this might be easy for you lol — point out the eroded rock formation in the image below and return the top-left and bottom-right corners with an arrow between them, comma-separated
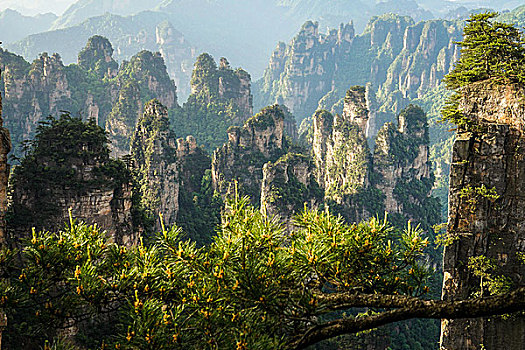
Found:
441,82 -> 525,350
212,105 -> 287,205
131,100 -> 179,231
0,37 -> 178,158
261,153 -> 322,226
0,69 -> 11,245
256,15 -> 462,124
373,104 -> 438,228
78,35 -> 118,79
9,116 -> 135,246
312,87 -> 439,226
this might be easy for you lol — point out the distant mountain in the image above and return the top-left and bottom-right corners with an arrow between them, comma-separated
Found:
278,0 -> 433,31
6,11 -> 197,99
51,0 -> 164,29
0,0 -> 74,16
6,0 -> 524,101
499,4 -> 525,26
0,9 -> 56,44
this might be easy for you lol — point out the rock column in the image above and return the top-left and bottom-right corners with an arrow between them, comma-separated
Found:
441,83 -> 525,349
0,68 -> 11,350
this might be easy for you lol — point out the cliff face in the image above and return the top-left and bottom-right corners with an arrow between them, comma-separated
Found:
257,21 -> 354,120
441,83 -> 525,350
1,51 -> 78,149
106,80 -> 143,157
0,70 -> 11,245
261,153 -> 322,226
9,116 -> 135,246
0,38 -> 178,158
130,99 -> 211,235
171,53 -> 253,152
156,20 -> 197,100
312,87 -> 439,227
212,105 -> 287,205
116,50 -> 177,109
190,54 -> 252,121
256,15 -> 462,125
373,104 -> 438,228
130,100 -> 179,231
78,35 -> 118,79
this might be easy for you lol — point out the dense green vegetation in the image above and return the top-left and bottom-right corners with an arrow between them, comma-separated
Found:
444,12 -> 525,90
0,194 -> 432,349
442,12 -> 525,129
170,53 -> 251,152
8,113 -> 129,232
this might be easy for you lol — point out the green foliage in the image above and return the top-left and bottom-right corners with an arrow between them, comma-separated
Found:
8,112 -> 130,231
459,184 -> 500,213
1,195 -> 433,349
171,53 -> 250,152
264,153 -> 324,214
468,256 -> 513,297
77,35 -> 118,79
115,50 -> 176,106
176,169 -> 222,246
444,12 -> 525,89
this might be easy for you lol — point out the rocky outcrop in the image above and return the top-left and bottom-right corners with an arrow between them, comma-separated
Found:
312,87 -> 371,205
130,99 -> 211,237
0,39 -> 178,158
0,70 -> 11,245
190,53 -> 253,122
212,105 -> 287,205
256,15 -> 462,124
77,35 -> 118,79
373,104 -> 438,228
342,86 -> 369,136
9,116 -> 135,246
156,20 -> 197,101
171,53 -> 254,153
261,153 -> 322,226
106,80 -> 143,157
130,100 -> 179,231
441,82 -> 525,350
257,21 -> 354,121
311,87 -> 439,226
117,50 -> 177,109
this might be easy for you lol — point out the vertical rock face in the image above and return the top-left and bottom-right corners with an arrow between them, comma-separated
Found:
257,20 -> 354,120
0,37 -> 178,158
117,50 -> 178,109
131,100 -> 179,231
256,15 -> 462,122
2,52 -> 75,147
261,153 -> 322,226
212,105 -> 287,205
311,87 -> 439,226
191,54 -> 253,122
313,92 -> 371,205
373,104 -> 438,228
0,70 -> 11,245
77,35 -> 118,79
156,20 -> 197,101
106,80 -> 143,157
171,53 -> 254,152
441,83 -> 525,350
342,86 -> 369,137
175,135 -> 210,195
9,116 -> 135,246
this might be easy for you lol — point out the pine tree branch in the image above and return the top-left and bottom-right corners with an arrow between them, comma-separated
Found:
290,287 -> 525,349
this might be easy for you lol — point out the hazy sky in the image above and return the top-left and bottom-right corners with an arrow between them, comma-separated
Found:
0,0 -> 77,15
0,0 -> 522,17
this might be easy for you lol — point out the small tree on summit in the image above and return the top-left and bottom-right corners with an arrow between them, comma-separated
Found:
442,12 -> 525,128
444,12 -> 525,89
